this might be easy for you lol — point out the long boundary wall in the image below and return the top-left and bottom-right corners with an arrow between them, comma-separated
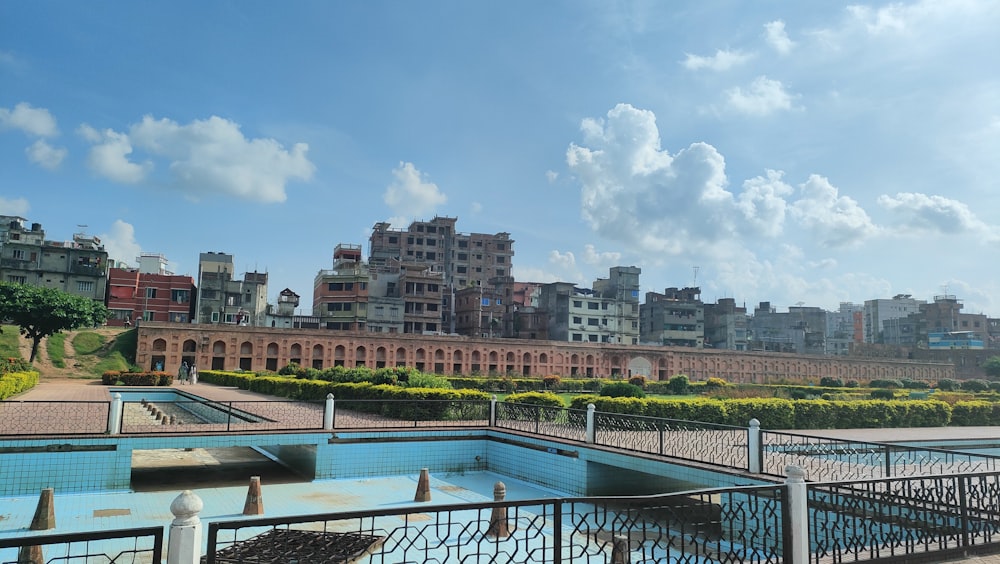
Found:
136,323 -> 955,383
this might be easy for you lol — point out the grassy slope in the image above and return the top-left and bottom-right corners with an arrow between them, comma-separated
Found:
0,326 -> 21,359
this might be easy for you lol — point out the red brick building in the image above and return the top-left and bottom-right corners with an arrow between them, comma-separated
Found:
106,254 -> 195,326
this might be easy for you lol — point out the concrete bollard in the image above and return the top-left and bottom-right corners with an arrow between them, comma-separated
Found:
29,487 -> 55,530
167,490 -> 203,564
243,476 -> 264,515
414,468 -> 431,502
486,481 -> 509,538
162,415 -> 172,425
610,535 -> 631,563
18,487 -> 55,564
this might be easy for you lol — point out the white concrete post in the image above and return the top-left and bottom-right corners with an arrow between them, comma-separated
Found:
586,403 -> 596,444
748,418 -> 761,474
167,490 -> 203,564
785,465 -> 809,564
490,395 -> 497,426
323,394 -> 335,430
108,393 -> 123,435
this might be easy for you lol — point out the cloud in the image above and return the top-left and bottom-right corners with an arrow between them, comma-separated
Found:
545,170 -> 558,183
99,220 -> 142,267
470,202 -> 483,214
764,20 -> 795,55
0,197 -> 30,216
682,49 -> 753,71
78,124 -> 152,184
510,265 -> 562,284
0,102 -> 58,137
383,162 -> 447,219
736,170 -> 794,237
549,249 -> 577,271
847,4 -> 909,35
25,139 -> 67,169
877,192 -> 997,238
790,174 -> 877,247
726,76 -> 796,116
581,244 -> 621,267
79,115 -> 314,203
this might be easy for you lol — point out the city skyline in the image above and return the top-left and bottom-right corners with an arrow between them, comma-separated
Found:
2,1 -> 999,313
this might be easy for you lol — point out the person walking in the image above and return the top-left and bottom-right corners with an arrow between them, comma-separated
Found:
189,364 -> 198,385
178,361 -> 189,385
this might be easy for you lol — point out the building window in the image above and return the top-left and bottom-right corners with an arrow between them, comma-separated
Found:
171,289 -> 190,303
145,288 -> 157,299
11,249 -> 25,260
572,333 -> 583,342
588,302 -> 599,310
573,316 -> 582,324
496,256 -> 505,263
77,281 -> 94,293
573,300 -> 583,308
457,253 -> 468,261
458,240 -> 468,248
7,275 -> 26,284
143,311 -> 155,322
588,318 -> 599,326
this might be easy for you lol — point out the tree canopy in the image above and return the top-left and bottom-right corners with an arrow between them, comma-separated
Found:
983,356 -> 1000,379
0,282 -> 109,363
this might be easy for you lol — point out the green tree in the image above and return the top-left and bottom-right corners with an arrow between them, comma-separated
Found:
982,356 -> 1000,379
0,283 -> 109,363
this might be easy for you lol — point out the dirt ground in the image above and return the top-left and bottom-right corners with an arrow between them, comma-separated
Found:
16,326 -> 123,381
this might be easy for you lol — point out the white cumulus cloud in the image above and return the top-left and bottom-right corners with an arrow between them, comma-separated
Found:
726,76 -> 797,116
0,197 -> 30,216
682,49 -> 753,71
877,192 -> 997,238
0,102 -> 58,137
78,124 -> 152,184
790,174 -> 877,247
383,162 -> 447,219
25,139 -> 67,169
78,115 -> 314,203
764,20 -> 795,55
99,220 -> 143,267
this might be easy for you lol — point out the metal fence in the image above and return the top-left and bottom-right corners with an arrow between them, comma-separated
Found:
206,484 -> 788,564
331,399 -> 491,429
595,412 -> 749,470
494,402 -> 588,441
0,526 -> 163,564
761,430 -> 1000,482
120,399 -> 325,433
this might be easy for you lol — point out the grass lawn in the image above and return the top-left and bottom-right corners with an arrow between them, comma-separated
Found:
0,325 -> 22,359
46,333 -> 66,368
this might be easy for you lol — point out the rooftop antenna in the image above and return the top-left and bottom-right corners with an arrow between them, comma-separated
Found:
692,266 -> 699,287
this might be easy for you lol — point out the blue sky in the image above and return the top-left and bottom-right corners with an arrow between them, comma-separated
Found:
2,1 -> 999,315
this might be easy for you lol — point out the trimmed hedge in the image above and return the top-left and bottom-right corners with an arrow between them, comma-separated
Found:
101,371 -> 173,386
568,395 -> 953,429
201,370 -> 490,421
505,391 -> 565,408
0,370 -> 39,399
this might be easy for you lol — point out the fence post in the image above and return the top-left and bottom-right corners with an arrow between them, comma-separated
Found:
748,418 -> 761,474
167,490 -> 203,564
324,394 -> 335,430
108,392 -> 123,435
785,465 -> 809,564
490,395 -> 497,427
586,403 -> 596,444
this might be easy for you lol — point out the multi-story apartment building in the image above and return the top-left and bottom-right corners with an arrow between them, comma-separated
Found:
703,297 -> 748,351
864,295 -> 924,344
640,287 -> 704,348
453,285 -> 506,337
747,302 -> 827,354
401,262 -> 445,334
917,294 -> 987,348
0,216 -> 108,301
538,266 -> 641,348
826,302 -> 863,355
312,244 -> 369,331
195,252 -> 268,326
369,217 -> 514,328
105,253 -> 195,326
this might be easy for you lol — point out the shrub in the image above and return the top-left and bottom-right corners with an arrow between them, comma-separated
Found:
101,371 -> 172,386
404,372 -> 453,389
666,374 -> 690,395
704,377 -> 728,389
870,389 -> 895,400
869,379 -> 904,389
900,379 -> 930,389
600,382 -> 645,398
542,375 -> 561,390
0,357 -> 31,374
628,375 -> 647,389
961,379 -> 991,393
819,377 -> 844,388
0,370 -> 39,399
937,378 -> 959,391
845,380 -> 859,388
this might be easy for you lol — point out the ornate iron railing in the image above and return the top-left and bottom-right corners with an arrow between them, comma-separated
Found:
0,526 -> 163,563
206,484 -> 788,563
494,402 -> 588,441
761,430 -> 1000,482
594,412 -> 749,470
119,399 -> 325,433
808,472 -> 1000,563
